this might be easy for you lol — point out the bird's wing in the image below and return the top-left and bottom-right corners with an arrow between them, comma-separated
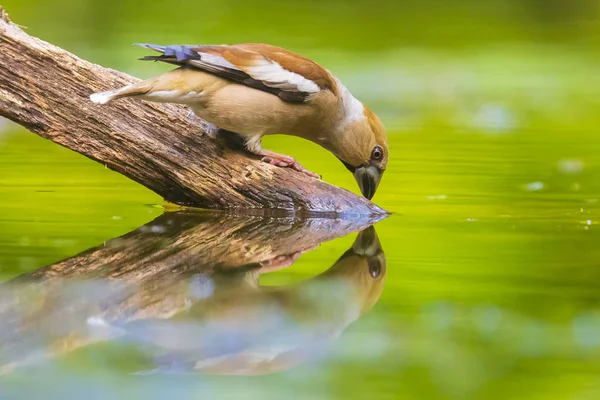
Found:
135,43 -> 336,103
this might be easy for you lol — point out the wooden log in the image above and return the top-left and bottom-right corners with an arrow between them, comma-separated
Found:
18,210 -> 384,282
0,7 -> 388,215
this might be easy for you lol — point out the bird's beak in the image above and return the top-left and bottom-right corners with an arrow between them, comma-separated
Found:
354,166 -> 383,200
352,226 -> 385,280
352,226 -> 382,257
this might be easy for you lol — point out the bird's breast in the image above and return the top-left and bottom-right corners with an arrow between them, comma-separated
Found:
190,83 -> 329,138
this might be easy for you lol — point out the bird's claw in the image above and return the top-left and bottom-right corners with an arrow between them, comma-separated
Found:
258,244 -> 320,273
261,154 -> 321,179
187,108 -> 196,123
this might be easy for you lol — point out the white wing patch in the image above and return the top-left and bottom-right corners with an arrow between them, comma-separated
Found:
199,52 -> 239,70
196,52 -> 320,95
244,61 -> 321,93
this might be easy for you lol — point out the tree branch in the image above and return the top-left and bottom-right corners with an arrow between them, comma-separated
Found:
0,7 -> 388,215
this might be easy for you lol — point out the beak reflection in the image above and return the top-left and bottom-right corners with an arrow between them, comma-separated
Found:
352,226 -> 382,258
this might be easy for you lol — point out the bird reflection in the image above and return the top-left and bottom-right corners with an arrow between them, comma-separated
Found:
93,226 -> 386,375
0,211 -> 386,376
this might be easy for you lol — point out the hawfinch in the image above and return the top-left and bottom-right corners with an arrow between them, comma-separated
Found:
90,43 -> 388,199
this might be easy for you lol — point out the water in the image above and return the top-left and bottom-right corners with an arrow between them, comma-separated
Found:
2,1 -> 600,399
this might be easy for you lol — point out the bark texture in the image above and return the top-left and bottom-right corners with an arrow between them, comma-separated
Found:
0,8 -> 388,215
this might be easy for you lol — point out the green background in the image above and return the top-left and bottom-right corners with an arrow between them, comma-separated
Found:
1,0 -> 600,398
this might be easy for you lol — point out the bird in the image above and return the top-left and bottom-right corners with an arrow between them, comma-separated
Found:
89,43 -> 388,199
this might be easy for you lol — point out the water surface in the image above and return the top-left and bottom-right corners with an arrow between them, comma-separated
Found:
2,1 -> 600,398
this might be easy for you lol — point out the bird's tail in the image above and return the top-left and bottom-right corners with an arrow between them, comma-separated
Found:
86,316 -> 127,339
134,43 -> 200,63
89,44 -> 171,104
134,43 -> 167,53
89,80 -> 155,105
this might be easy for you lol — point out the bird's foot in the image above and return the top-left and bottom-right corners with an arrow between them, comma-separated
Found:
258,244 -> 320,273
187,108 -> 196,122
260,151 -> 321,179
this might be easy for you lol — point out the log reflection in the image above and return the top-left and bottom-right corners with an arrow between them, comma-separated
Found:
0,211 -> 386,375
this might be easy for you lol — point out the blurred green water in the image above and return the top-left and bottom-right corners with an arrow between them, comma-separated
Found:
2,0 -> 600,399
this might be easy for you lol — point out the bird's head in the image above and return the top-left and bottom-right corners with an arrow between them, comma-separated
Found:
332,106 -> 388,200
317,226 -> 386,315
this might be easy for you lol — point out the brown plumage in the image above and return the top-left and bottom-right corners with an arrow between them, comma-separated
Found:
235,44 -> 338,91
90,43 -> 388,199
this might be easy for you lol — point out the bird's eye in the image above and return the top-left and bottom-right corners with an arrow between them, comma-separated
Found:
371,145 -> 383,161
368,258 -> 382,278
